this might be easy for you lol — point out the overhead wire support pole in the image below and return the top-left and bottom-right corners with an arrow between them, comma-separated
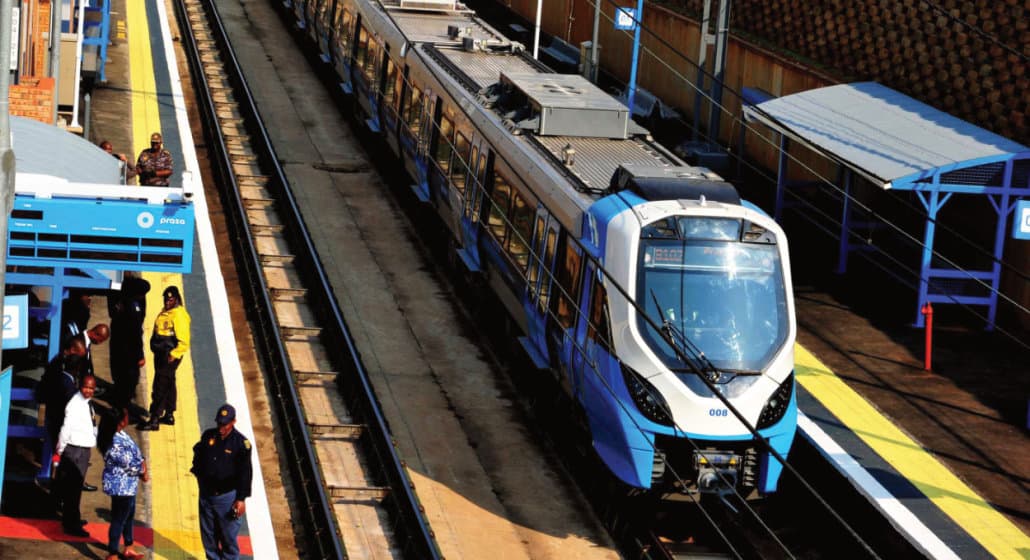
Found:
533,0 -> 542,59
706,0 -> 730,142
590,0 -> 600,82
691,0 -> 711,142
0,0 -> 16,366
625,0 -> 643,116
71,0 -> 86,130
50,0 -> 62,125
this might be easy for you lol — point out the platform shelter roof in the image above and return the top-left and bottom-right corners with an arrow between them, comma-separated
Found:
743,82 -> 1030,191
11,115 -> 122,184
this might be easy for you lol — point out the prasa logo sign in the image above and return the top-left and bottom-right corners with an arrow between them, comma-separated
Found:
160,216 -> 186,225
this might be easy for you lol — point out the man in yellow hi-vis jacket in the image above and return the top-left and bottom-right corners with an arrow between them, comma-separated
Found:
140,285 -> 191,431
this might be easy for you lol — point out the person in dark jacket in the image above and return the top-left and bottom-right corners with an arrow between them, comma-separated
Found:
108,274 -> 151,412
191,404 -> 252,560
36,337 -> 88,447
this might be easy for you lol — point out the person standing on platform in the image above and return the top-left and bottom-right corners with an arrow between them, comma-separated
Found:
99,407 -> 148,560
141,286 -> 190,431
61,290 -> 91,342
108,274 -> 151,413
191,404 -> 252,560
100,140 -> 138,183
37,338 -> 88,455
136,132 -> 173,187
56,375 -> 98,537
76,324 -> 110,379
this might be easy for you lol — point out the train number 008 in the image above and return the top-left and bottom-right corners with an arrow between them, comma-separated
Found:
708,408 -> 728,417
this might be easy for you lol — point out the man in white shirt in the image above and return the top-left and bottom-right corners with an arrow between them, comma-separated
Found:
56,375 -> 98,537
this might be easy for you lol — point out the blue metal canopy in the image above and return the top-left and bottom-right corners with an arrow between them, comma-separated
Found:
743,82 -> 1030,328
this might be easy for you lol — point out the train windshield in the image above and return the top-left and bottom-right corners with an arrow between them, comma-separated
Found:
636,217 -> 789,373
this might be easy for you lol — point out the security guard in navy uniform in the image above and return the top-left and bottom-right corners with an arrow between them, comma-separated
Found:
191,404 -> 252,560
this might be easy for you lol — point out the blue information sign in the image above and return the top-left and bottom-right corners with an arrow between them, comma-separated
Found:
615,7 -> 637,30
2,294 -> 28,350
7,195 -> 195,273
1015,199 -> 1030,240
0,366 -> 12,506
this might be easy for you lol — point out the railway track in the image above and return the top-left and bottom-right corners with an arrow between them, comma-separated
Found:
172,0 -> 441,557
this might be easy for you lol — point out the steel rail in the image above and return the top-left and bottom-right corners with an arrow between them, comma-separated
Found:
171,1 -> 346,558
173,0 -> 441,557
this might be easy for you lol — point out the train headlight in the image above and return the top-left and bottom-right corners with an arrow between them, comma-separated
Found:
621,364 -> 673,426
757,372 -> 794,429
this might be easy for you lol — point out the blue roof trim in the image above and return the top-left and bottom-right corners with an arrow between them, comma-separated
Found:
890,153 -> 1027,191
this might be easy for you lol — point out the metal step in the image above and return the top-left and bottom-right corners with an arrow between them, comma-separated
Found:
328,485 -> 390,503
280,324 -> 321,339
308,423 -> 363,439
259,253 -> 295,264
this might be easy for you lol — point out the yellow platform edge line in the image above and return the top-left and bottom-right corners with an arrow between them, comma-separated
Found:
795,343 -> 1030,559
129,1 -> 204,557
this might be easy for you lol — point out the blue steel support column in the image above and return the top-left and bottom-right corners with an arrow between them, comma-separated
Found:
985,159 -> 1016,331
774,135 -> 788,221
836,169 -> 852,274
914,186 -> 950,327
626,0 -> 644,117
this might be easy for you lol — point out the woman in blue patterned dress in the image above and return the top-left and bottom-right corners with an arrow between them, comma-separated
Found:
99,407 -> 148,559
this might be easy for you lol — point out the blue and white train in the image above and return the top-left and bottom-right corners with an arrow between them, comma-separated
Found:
282,0 -> 797,498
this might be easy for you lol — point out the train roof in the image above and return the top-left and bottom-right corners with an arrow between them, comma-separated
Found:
373,0 -> 724,231
388,11 -> 502,45
427,44 -> 678,195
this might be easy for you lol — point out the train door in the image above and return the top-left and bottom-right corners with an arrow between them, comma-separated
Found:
331,7 -> 355,91
353,19 -> 380,128
293,0 -> 308,29
456,142 -> 489,271
428,97 -> 453,208
379,45 -> 400,151
314,0 -> 336,60
522,208 -> 559,368
569,261 -> 596,398
547,234 -> 584,389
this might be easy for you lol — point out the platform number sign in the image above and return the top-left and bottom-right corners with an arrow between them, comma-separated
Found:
1015,200 -> 1030,241
615,7 -> 637,30
2,295 -> 28,350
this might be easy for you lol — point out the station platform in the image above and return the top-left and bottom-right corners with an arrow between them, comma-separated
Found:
0,0 -> 279,558
788,262 -> 1030,558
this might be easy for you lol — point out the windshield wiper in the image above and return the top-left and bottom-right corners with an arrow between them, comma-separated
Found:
649,289 -> 722,382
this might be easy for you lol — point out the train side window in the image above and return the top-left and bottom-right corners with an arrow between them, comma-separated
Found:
316,0 -> 330,30
472,151 -> 489,223
555,242 -> 583,329
355,26 -> 370,72
451,133 -> 471,194
508,193 -> 533,272
587,277 -> 611,349
393,67 -> 405,112
487,172 -> 512,242
363,36 -> 379,82
336,10 -> 354,56
403,87 -> 423,130
527,216 -> 546,291
383,57 -> 398,107
434,116 -> 455,173
539,229 -> 557,310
